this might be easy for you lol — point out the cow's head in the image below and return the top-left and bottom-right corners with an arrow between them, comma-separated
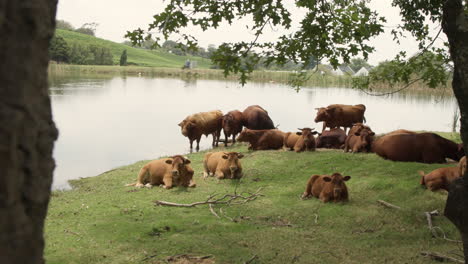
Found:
297,128 -> 318,142
221,152 -> 244,175
236,128 -> 252,142
166,155 -> 191,177
314,107 -> 329,122
222,114 -> 235,132
323,173 -> 351,201
180,120 -> 195,136
353,130 -> 375,152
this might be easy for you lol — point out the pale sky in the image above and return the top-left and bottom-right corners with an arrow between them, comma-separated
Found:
56,0 -> 446,65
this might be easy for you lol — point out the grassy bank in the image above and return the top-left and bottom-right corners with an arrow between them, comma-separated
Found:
45,132 -> 463,264
55,29 -> 212,68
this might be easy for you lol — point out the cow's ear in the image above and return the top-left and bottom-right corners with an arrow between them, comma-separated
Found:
343,176 -> 351,181
323,176 -> 332,182
354,132 -> 360,136
222,155 -> 228,159
165,159 -> 173,164
237,153 -> 244,159
184,159 -> 191,164
178,122 -> 183,127
296,132 -> 302,136
370,132 -> 375,136
312,131 -> 319,135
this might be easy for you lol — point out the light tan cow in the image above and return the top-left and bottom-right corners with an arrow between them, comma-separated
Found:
203,151 -> 244,179
126,155 -> 195,189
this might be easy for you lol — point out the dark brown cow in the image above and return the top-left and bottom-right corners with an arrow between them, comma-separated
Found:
222,110 -> 244,146
236,128 -> 285,150
315,128 -> 346,149
179,110 -> 223,150
203,151 -> 244,179
126,155 -> 195,189
344,127 -> 375,153
242,105 -> 275,130
419,167 -> 460,192
302,173 -> 351,202
372,133 -> 464,163
314,104 -> 366,133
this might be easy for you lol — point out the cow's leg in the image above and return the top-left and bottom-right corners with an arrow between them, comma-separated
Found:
215,170 -> 225,179
189,138 -> 194,149
232,134 -> 236,145
196,137 -> 201,151
188,179 -> 196,187
224,131 -> 229,146
163,176 -> 173,189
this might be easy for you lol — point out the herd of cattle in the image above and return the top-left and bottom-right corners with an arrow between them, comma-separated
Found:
127,104 -> 466,203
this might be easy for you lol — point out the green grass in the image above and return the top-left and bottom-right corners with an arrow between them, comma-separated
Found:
45,132 -> 464,263
55,29 -> 212,68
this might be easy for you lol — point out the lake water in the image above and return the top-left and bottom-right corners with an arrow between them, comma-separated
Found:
49,74 -> 458,189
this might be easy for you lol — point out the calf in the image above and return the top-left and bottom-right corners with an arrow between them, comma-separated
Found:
236,128 -> 285,150
126,155 -> 195,189
344,130 -> 375,153
419,167 -> 460,192
302,173 -> 351,202
203,152 -> 244,179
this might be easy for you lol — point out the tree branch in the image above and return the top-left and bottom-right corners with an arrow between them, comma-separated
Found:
377,200 -> 401,209
420,251 -> 464,263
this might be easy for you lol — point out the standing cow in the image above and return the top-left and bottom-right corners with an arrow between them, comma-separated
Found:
237,128 -> 285,150
126,155 -> 195,189
203,151 -> 244,179
284,128 -> 318,152
372,132 -> 464,163
179,110 -> 223,151
314,104 -> 366,133
221,110 -> 244,146
242,105 -> 275,130
302,173 -> 351,202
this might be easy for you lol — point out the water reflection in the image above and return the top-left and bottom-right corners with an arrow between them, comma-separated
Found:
49,75 -> 457,189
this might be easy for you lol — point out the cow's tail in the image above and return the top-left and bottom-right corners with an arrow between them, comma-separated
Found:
125,182 -> 137,187
418,171 -> 426,186
363,115 -> 367,123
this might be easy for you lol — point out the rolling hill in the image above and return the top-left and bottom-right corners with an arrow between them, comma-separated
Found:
54,29 -> 212,68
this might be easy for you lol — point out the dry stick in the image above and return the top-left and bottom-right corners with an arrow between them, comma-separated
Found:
425,210 -> 462,243
244,254 -> 258,264
209,204 -> 220,218
420,251 -> 465,263
377,200 -> 401,210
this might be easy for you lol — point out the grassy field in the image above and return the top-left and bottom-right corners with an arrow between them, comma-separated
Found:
55,29 -> 212,68
45,132 -> 464,264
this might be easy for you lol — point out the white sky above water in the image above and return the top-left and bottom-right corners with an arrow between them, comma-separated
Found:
56,0 -> 446,65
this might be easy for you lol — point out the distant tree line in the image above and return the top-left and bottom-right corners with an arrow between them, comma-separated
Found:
56,20 -> 98,37
49,35 -> 113,65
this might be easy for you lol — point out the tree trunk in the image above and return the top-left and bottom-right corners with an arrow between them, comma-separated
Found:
0,1 -> 58,263
442,0 -> 468,261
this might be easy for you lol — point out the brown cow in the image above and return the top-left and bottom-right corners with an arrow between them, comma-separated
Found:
236,128 -> 285,150
203,151 -> 244,179
459,156 -> 467,176
347,123 -> 373,136
372,133 -> 464,163
344,129 -> 375,153
179,110 -> 223,150
242,105 -> 275,130
222,110 -> 244,146
126,155 -> 195,189
284,128 -> 318,152
314,104 -> 366,133
315,128 -> 346,149
384,129 -> 417,136
419,167 -> 460,192
302,173 -> 351,202
283,132 -> 300,151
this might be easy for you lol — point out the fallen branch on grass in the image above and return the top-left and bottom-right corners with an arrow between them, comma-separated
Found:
155,188 -> 263,208
244,254 -> 258,264
420,251 -> 464,263
424,210 -> 462,243
377,200 -> 401,210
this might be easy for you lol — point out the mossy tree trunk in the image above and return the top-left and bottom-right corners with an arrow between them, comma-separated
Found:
442,0 -> 468,261
0,1 -> 58,263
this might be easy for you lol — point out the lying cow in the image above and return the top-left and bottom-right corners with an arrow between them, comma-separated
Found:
302,173 -> 351,202
419,167 -> 460,192
236,128 -> 285,150
203,151 -> 244,179
344,124 -> 375,153
242,105 -> 275,130
284,128 -> 318,152
126,155 -> 195,189
384,129 -> 417,136
315,128 -> 346,149
314,104 -> 366,133
222,110 -> 244,147
179,110 -> 223,150
372,132 -> 464,163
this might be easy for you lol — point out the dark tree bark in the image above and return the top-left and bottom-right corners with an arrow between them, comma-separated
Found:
0,1 -> 58,263
442,0 -> 468,261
